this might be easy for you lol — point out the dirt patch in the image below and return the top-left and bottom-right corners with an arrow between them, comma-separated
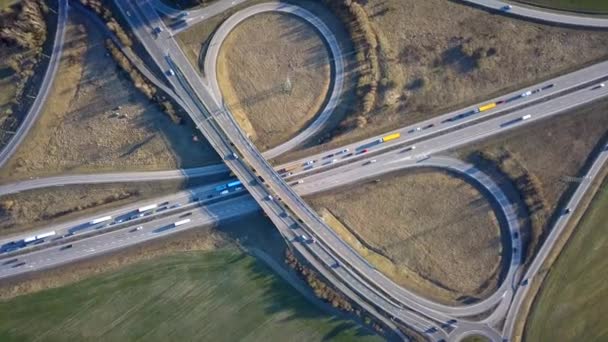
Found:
0,180 -> 184,237
307,169 -> 502,304
0,12 -> 219,183
216,12 -> 331,151
457,98 -> 608,265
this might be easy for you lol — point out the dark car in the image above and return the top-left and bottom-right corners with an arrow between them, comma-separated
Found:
60,244 -> 73,251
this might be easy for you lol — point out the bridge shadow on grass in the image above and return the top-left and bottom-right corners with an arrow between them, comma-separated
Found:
214,212 -> 380,341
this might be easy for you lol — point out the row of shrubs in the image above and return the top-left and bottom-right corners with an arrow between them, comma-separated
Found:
79,0 -> 183,124
474,149 -> 548,255
321,0 -> 380,133
284,248 -> 388,336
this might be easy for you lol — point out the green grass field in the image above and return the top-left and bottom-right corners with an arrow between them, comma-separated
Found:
0,248 -> 380,342
516,0 -> 608,13
525,180 -> 608,341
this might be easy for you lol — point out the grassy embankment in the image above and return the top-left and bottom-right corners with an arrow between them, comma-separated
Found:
216,12 -> 331,151
0,248 -> 381,342
525,179 -> 608,341
308,169 -> 502,305
457,98 -> 608,265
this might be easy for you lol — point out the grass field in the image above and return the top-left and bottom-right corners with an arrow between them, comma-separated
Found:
216,12 -> 331,151
457,98 -> 608,263
516,0 -> 608,13
0,12 -> 219,183
0,248 -> 380,342
292,0 -> 608,152
525,180 -> 608,342
308,169 -> 502,304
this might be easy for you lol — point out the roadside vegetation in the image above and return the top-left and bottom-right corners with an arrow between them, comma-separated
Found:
0,248 -> 380,342
0,0 -> 48,146
284,0 -> 608,156
307,169 -> 502,305
216,12 -> 331,151
0,12 -> 219,183
0,181 -> 184,237
516,0 -> 608,13
525,178 -> 608,342
457,99 -> 608,265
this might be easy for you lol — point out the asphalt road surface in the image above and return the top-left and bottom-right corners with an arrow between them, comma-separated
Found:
462,0 -> 608,28
0,0 -> 68,168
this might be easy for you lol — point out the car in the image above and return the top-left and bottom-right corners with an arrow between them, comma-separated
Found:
266,195 -> 274,201
564,208 -> 572,214
304,160 -> 315,166
130,226 -> 143,233
513,232 -> 519,239
167,69 -> 175,76
521,279 -> 529,286
332,261 -> 340,268
365,159 -> 377,165
323,154 -> 334,159
331,159 -> 338,164
231,152 -> 239,160
340,148 -> 349,154
501,4 -> 512,11
360,149 -> 369,154
600,83 -> 606,88
60,244 -> 73,251
422,123 -> 434,130
220,190 -> 229,195
299,235 -> 309,243
179,212 -> 192,218
2,258 -> 18,265
521,90 -> 532,97
344,153 -> 353,158
12,262 -> 26,268
297,179 -> 304,184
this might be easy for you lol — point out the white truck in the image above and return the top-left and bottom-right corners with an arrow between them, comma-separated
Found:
90,216 -> 112,225
174,219 -> 191,227
138,204 -> 158,213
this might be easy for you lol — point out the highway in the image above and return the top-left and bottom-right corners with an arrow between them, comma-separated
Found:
2,57 -> 607,195
0,164 -> 228,196
1,0 -> 607,340
461,0 -> 608,28
123,1 -> 423,338
0,0 -> 605,336
0,0 -> 68,168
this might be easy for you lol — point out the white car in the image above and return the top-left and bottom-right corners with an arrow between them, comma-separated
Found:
599,83 -> 605,88
136,226 -> 143,231
521,90 -> 532,97
304,160 -> 315,166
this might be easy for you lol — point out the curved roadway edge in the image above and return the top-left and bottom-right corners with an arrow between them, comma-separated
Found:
0,0 -> 68,168
460,0 -> 608,28
203,2 -> 345,159
298,156 -> 522,320
499,146 -> 608,341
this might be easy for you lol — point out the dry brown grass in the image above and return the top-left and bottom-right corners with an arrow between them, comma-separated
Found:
216,12 -> 331,151
286,0 -> 608,150
0,13 -> 219,183
0,180 -> 184,237
307,169 -> 502,304
457,98 -> 608,262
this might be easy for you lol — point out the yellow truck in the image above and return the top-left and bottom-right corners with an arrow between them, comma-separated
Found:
380,133 -> 401,143
478,102 -> 497,112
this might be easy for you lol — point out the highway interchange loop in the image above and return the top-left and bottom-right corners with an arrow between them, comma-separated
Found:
1,0 -> 608,341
